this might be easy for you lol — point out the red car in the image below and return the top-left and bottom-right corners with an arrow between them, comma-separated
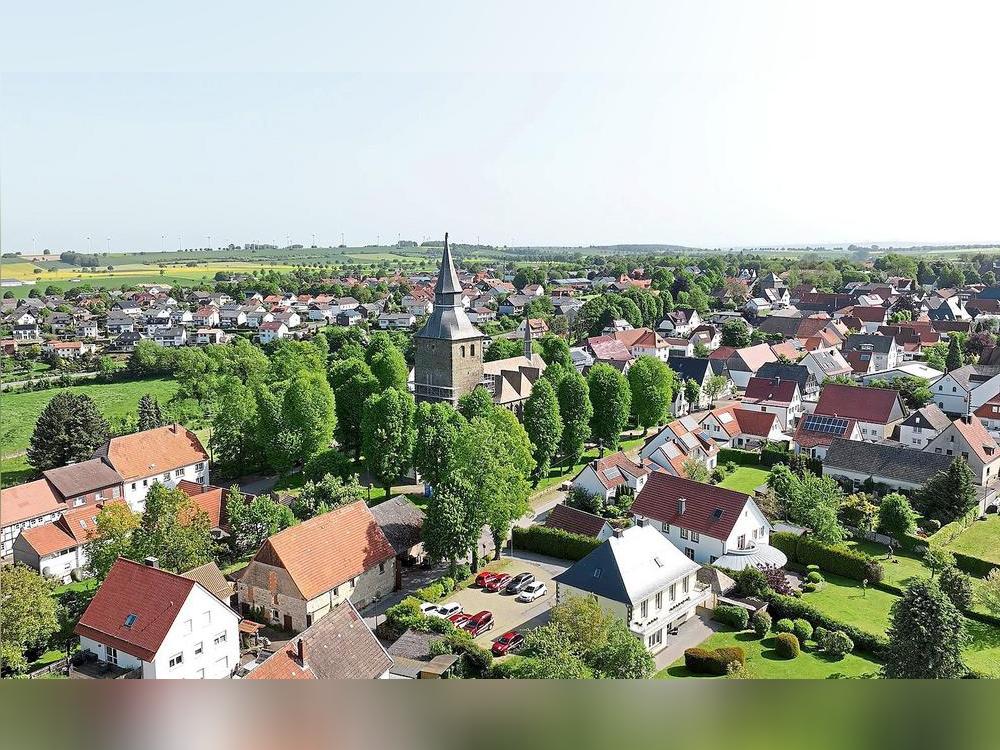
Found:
463,610 -> 494,637
475,571 -> 500,588
484,573 -> 512,592
449,612 -> 472,629
491,631 -> 525,656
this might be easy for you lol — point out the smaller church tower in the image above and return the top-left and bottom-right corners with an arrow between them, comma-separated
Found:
523,318 -> 533,359
413,234 -> 485,406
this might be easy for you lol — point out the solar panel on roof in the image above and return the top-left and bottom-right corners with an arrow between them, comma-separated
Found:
802,414 -> 850,435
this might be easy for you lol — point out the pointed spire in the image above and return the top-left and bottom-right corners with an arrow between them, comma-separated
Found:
434,232 -> 462,301
524,317 -> 533,359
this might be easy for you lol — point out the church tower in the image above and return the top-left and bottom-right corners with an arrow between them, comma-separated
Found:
413,233 -> 484,405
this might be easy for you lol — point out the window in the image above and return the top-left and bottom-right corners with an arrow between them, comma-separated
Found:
214,632 -> 227,646
710,555 -> 718,564
194,642 -> 203,656
640,600 -> 648,618
679,528 -> 689,540
215,656 -> 229,671
106,646 -> 118,666
175,469 -> 184,477
143,479 -> 148,487
163,473 -> 171,482
460,345 -> 466,357
648,629 -> 662,648
306,614 -> 313,628
691,531 -> 700,543
379,562 -> 386,574
196,463 -> 205,471
169,653 -> 184,669
270,609 -> 279,623
683,576 -> 690,593
72,497 -> 85,507
660,521 -> 669,533
738,534 -> 747,550
333,586 -> 339,596
131,483 -> 137,491
203,610 -> 211,625
184,618 -> 193,634
684,548 -> 695,560
471,344 -> 476,356
655,592 -> 663,609
669,583 -> 676,601
352,577 -> 358,587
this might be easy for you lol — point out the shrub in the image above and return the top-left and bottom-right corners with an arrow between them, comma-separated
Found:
762,564 -> 794,595
770,531 -> 800,560
821,630 -> 854,660
802,583 -> 817,593
774,618 -> 795,634
303,448 -> 353,483
806,564 -> 820,573
415,582 -> 445,602
793,618 -> 814,643
938,565 -> 974,611
452,563 -> 472,582
763,592 -> 889,656
732,566 -> 768,598
512,525 -> 601,561
713,604 -> 750,630
684,646 -> 745,675
924,519 -> 942,534
780,534 -> 884,584
806,571 -> 823,583
813,626 -> 829,643
751,610 -> 771,638
438,577 -> 456,596
774,632 -> 800,658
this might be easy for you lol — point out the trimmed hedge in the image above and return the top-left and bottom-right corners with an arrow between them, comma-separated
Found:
751,610 -> 771,638
763,592 -> 889,657
684,646 -> 745,675
713,604 -> 750,630
774,618 -> 794,634
774,632 -> 800,658
718,447 -> 760,465
950,549 -> 1000,579
793,618 -> 813,643
770,531 -> 883,584
512,525 -> 602,561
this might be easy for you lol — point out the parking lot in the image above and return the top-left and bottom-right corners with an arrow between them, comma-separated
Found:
445,560 -> 557,651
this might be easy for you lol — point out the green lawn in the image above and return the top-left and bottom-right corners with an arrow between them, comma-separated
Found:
800,573 -> 897,635
0,454 -> 33,488
533,435 -> 648,496
717,465 -> 771,494
942,515 -> 1000,566
53,578 -> 98,597
0,378 -> 180,465
657,627 -> 881,679
846,540 -> 929,590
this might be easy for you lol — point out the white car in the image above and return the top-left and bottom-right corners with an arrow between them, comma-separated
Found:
516,582 -> 547,603
419,602 -> 440,615
427,602 -> 463,619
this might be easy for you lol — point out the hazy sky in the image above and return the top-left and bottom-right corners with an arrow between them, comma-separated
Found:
3,1 -> 999,252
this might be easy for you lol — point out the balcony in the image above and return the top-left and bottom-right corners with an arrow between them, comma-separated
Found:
628,583 -> 711,635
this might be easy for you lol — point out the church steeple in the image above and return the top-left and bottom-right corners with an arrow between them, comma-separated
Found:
523,317 -> 533,359
434,232 -> 463,306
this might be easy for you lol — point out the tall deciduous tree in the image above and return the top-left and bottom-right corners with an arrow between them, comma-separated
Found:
877,493 -> 918,538
767,464 -> 845,543
226,487 -> 296,555
458,385 -> 494,421
210,378 -> 263,477
0,565 -> 59,675
524,378 -> 563,484
27,392 -> 110,473
361,388 -> 416,498
587,363 -> 631,452
883,579 -> 967,679
137,394 -> 164,431
536,334 -> 574,369
422,476 -> 480,573
557,372 -> 593,467
703,374 -> 728,407
85,501 -> 142,581
328,357 -> 379,459
413,401 -> 466,488
721,319 -> 752,348
365,332 -> 409,391
131,484 -> 215,573
626,356 -> 674,432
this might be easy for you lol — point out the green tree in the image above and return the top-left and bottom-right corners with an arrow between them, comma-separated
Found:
227,487 -> 296,555
413,401 -> 466,488
703,374 -> 728,407
918,459 -> 977,524
290,474 -> 367,520
587,363 -> 631,452
976,569 -> 1000,618
523,378 -> 563,484
946,336 -> 964,372
627,356 -> 674,432
210,378 -> 263,478
328,357 -> 379,459
883,580 -> 967,679
536,334 -> 574,369
767,464 -> 845,543
877,493 -> 918,538
485,337 -> 523,362
683,378 -> 701,409
721,319 -> 751,348
422,476 -> 481,573
131,484 -> 215,573
27,392 -> 110,473
0,565 -> 59,675
85,501 -> 141,581
137,394 -> 164,432
458,385 -> 494,421
361,388 -> 416,497
938,564 -> 973,611
557,371 -> 593,466
365,332 -> 408,391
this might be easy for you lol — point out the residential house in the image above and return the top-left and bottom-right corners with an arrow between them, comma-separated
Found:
798,348 -> 852,384
813,383 -> 906,441
553,524 -> 708,655
12,505 -> 101,583
898,404 -> 952,449
792,413 -> 862,459
699,404 -> 784,450
658,308 -> 701,337
106,314 -> 136,335
639,416 -> 719,477
274,311 -> 301,329
153,326 -> 187,348
667,356 -> 729,414
544,503 -> 614,542
571,452 -> 650,503
111,331 -> 145,352
245,309 -> 274,328
741,376 -> 803,431
12,323 -> 40,341
75,558 -> 240,679
258,321 -> 289,344
757,361 -> 818,399
719,343 -> 778,389
744,297 -> 772,317
498,294 -> 536,317
336,309 -> 363,327
923,415 -> 1000,485
181,561 -> 236,607
930,364 -> 1000,416
584,335 -> 634,370
244,600 -> 391,680
370,495 -> 427,571
823,438 -> 956,492
219,308 -> 247,329
632,472 -> 782,570
842,334 -> 903,374
192,307 -> 220,327
44,341 -> 97,358
236,501 -> 396,633
195,328 -> 225,345
378,312 -> 415,330
94,424 -> 209,512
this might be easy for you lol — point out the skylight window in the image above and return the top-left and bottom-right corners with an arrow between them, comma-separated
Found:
593,568 -> 602,578
124,614 -> 138,629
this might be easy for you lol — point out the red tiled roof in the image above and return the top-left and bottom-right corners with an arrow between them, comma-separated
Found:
578,452 -> 649,490
744,376 -> 798,405
586,336 -> 633,362
733,408 -> 779,438
96,425 -> 208,481
252,501 -> 395,601
793,417 -> 858,449
19,523 -> 78,557
610,328 -> 665,350
545,504 -> 610,538
843,350 -> 875,374
847,306 -> 888,323
74,559 -> 197,662
632,473 -> 751,540
814,383 -> 900,424
951,416 -> 1000,464
0,479 -> 62,527
708,346 -> 736,360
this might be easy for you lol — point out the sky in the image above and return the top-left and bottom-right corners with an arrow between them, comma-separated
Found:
2,1 -> 999,253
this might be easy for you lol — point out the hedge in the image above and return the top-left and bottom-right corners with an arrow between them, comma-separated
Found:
950,550 -> 1000,579
512,525 -> 602,561
713,604 -> 749,630
770,531 -> 884,584
763,592 -> 889,657
684,646 -> 745,676
718,448 -> 760,465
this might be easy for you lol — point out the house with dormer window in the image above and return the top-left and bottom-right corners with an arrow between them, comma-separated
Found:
923,415 -> 1000,486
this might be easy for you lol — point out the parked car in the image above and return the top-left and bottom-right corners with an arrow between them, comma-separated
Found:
430,602 -> 462,619
484,573 -> 512,592
516,582 -> 547,603
449,612 -> 472,628
475,571 -> 500,587
463,610 -> 494,636
504,572 -> 535,594
419,602 -> 440,615
491,631 -> 525,656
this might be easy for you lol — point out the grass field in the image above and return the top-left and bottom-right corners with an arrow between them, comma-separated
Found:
801,573 -> 897,635
942,516 -> 1000,565
0,378 -> 180,461
657,627 -> 881,679
717,465 -> 771,494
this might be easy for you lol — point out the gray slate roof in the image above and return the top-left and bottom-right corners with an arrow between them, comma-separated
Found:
823,438 -> 955,485
900,404 -> 952,432
42,458 -> 123,498
844,333 -> 894,354
369,496 -> 425,555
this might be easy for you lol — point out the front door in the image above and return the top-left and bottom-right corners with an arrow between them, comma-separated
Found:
283,614 -> 293,631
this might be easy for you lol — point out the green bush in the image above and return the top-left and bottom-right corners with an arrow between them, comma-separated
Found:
684,646 -> 746,675
719,448 -> 759,465
806,571 -> 823,583
949,549 -> 1000,579
924,519 -> 941,533
802,583 -> 817,593
793,618 -> 813,643
821,630 -> 854,660
773,532 -> 884,584
813,626 -> 829,643
512,525 -> 601,561
763,592 -> 889,656
938,565 -> 974,610
770,531 -> 800,560
713,604 -> 750,630
751,610 -> 771,638
732,566 -> 768,598
438,577 -> 456,596
303,448 -> 353,483
774,632 -> 800,658
806,564 -> 820,573
774,618 -> 795,634
415,582 -> 445,602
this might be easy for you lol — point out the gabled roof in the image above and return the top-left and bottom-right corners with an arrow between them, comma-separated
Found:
945,415 -> 1000,464
733,408 -> 780,438
370,496 -> 426,555
668,356 -> 715,384
743,376 -> 799,405
74,559 -> 200,662
180,561 -> 234,604
0,479 -> 63,527
900,404 -> 951,432
729,343 -> 777,372
814,383 -> 902,424
18,520 -> 80,557
553,524 -> 698,606
95,425 -> 208,481
578,452 -> 650,490
824,439 -> 955,485
585,335 -> 633,363
757,362 -> 812,393
942,364 -> 1000,392
250,501 -> 395,601
632,472 -> 754,540
545,503 -> 611,538
793,414 -> 858,449
844,333 -> 895,354
42,458 -> 122,498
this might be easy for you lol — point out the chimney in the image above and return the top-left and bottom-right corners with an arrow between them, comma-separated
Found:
144,556 -> 159,569
612,526 -> 624,538
961,415 -> 973,425
296,639 -> 307,666
677,497 -> 686,515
